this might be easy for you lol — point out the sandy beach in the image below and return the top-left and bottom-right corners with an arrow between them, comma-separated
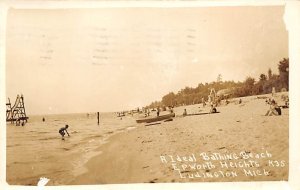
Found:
70,93 -> 289,184
6,92 -> 288,185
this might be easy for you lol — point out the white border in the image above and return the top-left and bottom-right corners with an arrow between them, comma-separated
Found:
0,1 -> 299,190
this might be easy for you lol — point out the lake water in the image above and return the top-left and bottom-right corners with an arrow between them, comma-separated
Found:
6,112 -> 138,185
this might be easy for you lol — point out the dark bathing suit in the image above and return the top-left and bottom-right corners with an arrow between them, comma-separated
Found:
59,127 -> 66,136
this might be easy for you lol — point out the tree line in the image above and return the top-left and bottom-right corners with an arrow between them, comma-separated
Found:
147,58 -> 289,108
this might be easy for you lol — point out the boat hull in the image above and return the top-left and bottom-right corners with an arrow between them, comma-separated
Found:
136,113 -> 175,123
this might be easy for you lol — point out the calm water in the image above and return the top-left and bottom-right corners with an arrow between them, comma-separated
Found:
6,112 -> 138,185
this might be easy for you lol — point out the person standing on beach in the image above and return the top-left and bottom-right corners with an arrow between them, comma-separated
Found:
59,125 -> 70,140
97,112 -> 100,125
202,97 -> 206,107
208,95 -> 212,106
239,98 -> 242,104
183,109 -> 187,116
169,107 -> 174,114
272,87 -> 276,97
157,107 -> 160,117
147,109 -> 150,117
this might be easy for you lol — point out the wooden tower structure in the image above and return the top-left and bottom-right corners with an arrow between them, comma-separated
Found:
6,94 -> 29,125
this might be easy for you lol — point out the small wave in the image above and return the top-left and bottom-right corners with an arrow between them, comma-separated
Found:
81,134 -> 103,141
92,134 -> 103,138
71,150 -> 103,176
38,136 -> 58,141
61,147 -> 71,151
37,131 -> 49,134
7,144 -> 22,147
126,127 -> 136,131
70,143 -> 81,148
117,128 -> 126,131
12,161 -> 33,165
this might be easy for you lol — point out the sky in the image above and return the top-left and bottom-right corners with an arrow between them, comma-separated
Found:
6,6 -> 288,115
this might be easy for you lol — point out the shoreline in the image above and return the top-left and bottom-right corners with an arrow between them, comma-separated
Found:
70,95 -> 289,184
6,93 -> 289,185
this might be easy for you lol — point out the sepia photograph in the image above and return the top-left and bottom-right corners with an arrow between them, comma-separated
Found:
1,1 -> 297,188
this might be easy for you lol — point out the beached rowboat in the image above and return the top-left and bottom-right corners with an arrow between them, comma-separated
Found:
136,113 -> 175,123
